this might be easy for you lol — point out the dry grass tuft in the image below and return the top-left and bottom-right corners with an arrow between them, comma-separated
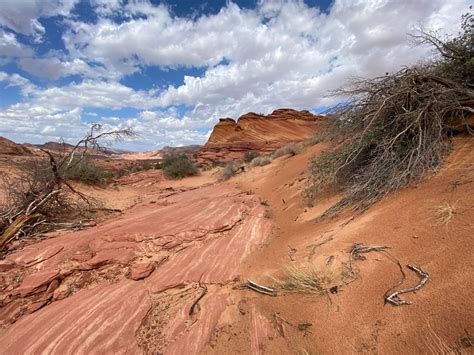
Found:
435,202 -> 457,224
250,156 -> 272,167
272,263 -> 335,294
271,143 -> 303,159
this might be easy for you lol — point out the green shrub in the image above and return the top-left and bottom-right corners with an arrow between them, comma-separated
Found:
65,158 -> 112,186
243,151 -> 260,162
162,155 -> 199,180
413,9 -> 473,86
250,156 -> 271,167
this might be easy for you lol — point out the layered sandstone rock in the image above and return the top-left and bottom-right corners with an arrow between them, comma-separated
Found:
196,108 -> 322,163
0,184 -> 272,353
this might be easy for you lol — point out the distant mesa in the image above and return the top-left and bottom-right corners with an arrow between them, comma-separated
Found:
196,108 -> 323,164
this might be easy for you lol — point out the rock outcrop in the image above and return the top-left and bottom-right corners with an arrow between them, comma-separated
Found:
0,137 -> 32,156
0,184 -> 272,353
196,108 -> 322,163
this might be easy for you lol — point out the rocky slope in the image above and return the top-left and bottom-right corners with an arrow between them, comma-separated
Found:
196,108 -> 322,163
0,137 -> 32,156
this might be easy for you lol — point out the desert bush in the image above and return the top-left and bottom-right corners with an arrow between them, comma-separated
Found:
304,12 -> 473,216
243,151 -> 260,162
306,68 -> 473,216
218,161 -> 244,181
162,155 -> 199,180
411,9 -> 473,86
200,163 -> 213,171
65,157 -> 112,186
302,132 -> 328,147
271,143 -> 303,159
212,160 -> 227,168
250,156 -> 272,167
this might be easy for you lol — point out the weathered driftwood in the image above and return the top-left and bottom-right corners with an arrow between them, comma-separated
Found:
385,264 -> 429,306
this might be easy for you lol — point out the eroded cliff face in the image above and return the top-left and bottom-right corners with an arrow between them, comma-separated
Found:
196,108 -> 322,163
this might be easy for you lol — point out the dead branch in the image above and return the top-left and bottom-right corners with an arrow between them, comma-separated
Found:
242,279 -> 277,296
0,213 -> 40,251
347,243 -> 390,276
385,264 -> 429,306
0,124 -> 134,254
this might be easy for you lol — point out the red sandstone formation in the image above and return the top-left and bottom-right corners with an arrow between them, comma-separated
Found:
0,184 -> 272,353
0,137 -> 32,156
196,108 -> 322,163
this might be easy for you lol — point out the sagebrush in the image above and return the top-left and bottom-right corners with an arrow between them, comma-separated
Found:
162,155 -> 199,179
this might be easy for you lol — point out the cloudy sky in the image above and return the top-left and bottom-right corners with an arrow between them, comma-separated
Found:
0,0 -> 469,150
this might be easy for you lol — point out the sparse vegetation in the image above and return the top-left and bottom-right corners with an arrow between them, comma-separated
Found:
272,263 -> 334,294
250,155 -> 271,167
305,11 -> 473,216
162,155 -> 199,180
65,157 -> 112,186
243,150 -> 260,162
411,9 -> 473,87
218,161 -> 244,181
272,143 -> 303,159
435,202 -> 457,225
302,132 -> 327,147
0,124 -> 134,253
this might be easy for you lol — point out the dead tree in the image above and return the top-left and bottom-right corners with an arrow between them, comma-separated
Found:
0,124 -> 134,254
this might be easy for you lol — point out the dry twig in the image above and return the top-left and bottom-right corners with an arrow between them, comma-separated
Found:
385,264 -> 429,306
242,279 -> 277,296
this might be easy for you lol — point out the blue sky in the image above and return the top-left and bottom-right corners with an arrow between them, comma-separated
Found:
0,0 -> 468,151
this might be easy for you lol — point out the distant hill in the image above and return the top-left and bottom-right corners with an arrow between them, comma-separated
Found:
0,137 -> 32,156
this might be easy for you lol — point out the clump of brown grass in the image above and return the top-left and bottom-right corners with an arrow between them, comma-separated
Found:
435,202 -> 457,224
272,143 -> 303,159
218,161 -> 244,181
272,263 -> 335,294
250,155 -> 272,167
